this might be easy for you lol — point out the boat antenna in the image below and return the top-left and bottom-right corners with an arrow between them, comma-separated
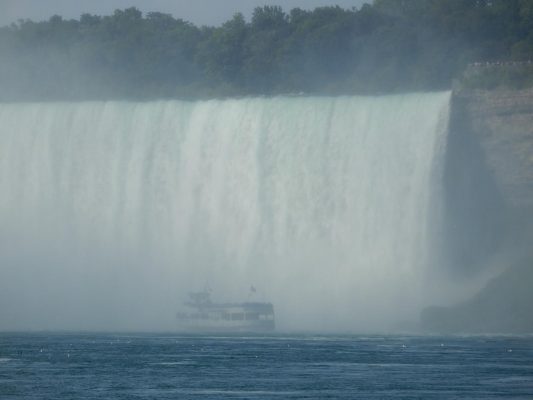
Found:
248,284 -> 257,299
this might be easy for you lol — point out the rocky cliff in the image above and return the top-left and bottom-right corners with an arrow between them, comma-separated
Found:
422,87 -> 533,333
459,88 -> 533,209
422,257 -> 533,334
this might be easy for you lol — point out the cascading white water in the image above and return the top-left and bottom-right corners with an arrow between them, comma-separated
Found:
0,93 -> 450,331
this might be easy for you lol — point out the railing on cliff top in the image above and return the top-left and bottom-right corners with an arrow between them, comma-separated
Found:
456,61 -> 533,91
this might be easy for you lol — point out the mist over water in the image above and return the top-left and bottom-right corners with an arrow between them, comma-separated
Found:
0,93 -> 451,332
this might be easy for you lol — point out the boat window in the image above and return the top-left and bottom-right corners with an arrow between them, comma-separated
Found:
245,313 -> 260,320
231,313 -> 244,320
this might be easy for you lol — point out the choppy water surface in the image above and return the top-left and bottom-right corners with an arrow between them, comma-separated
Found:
0,334 -> 532,399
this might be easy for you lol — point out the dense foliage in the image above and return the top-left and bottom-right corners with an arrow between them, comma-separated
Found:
2,0 -> 533,100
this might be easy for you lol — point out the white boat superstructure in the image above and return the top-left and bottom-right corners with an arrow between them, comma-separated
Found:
176,291 -> 275,332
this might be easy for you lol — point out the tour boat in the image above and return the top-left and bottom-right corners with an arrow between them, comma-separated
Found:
176,290 -> 275,332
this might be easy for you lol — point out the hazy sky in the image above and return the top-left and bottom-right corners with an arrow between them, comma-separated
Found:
0,0 -> 369,27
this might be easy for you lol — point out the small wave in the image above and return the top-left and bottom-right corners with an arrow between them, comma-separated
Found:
0,358 -> 11,362
152,361 -> 195,366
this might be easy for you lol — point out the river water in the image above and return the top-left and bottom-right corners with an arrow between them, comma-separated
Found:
1,333 -> 532,398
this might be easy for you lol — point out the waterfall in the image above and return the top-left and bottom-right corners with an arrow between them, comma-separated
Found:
0,93 -> 450,331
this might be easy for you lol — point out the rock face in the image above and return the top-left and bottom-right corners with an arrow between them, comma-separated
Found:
422,88 -> 533,333
422,257 -> 533,334
459,89 -> 533,209
444,88 -> 533,272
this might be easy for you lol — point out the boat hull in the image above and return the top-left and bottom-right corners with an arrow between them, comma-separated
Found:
176,301 -> 275,333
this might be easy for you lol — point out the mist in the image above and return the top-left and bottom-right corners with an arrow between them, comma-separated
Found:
0,95 -> 463,333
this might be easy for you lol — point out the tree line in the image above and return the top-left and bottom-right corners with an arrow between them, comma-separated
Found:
1,0 -> 533,101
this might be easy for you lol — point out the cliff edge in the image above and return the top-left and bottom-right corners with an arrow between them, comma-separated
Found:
458,88 -> 533,209
422,87 -> 533,333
